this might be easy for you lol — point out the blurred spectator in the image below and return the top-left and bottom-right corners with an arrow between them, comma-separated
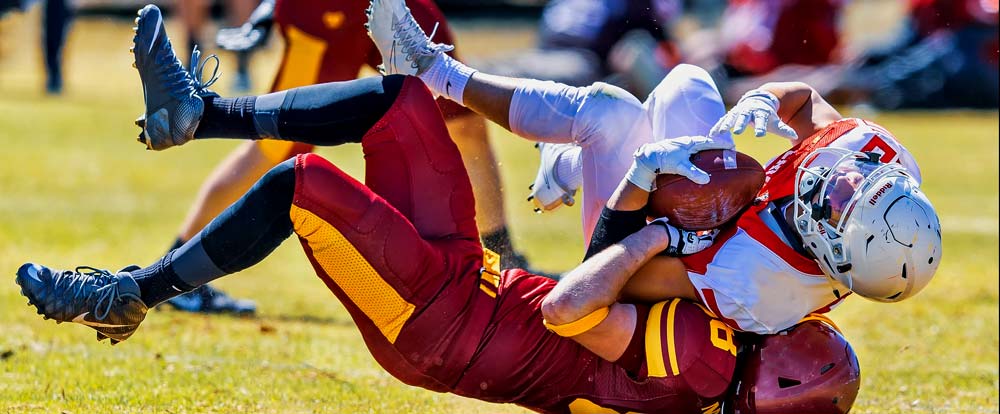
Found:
178,0 -> 258,91
472,0 -> 684,96
672,0 -> 849,103
843,0 -> 999,108
0,0 -> 34,17
473,0 -> 851,100
717,0 -> 844,78
42,0 -> 70,94
0,0 -> 71,94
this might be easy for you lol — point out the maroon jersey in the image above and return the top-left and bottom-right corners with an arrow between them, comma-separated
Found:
454,270 -> 740,414
289,79 -> 734,413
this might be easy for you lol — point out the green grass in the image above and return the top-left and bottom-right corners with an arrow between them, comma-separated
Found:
1,12 -> 998,414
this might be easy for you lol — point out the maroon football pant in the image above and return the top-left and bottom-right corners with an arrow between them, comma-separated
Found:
289,77 -> 494,390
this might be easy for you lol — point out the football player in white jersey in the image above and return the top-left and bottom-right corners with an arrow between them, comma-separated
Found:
367,0 -> 942,334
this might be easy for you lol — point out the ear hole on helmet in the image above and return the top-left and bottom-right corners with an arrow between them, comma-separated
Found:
928,257 -> 934,264
820,363 -> 835,374
778,377 -> 802,388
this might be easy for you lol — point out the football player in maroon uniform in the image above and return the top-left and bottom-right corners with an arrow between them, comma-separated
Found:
159,0 -> 531,314
364,0 -> 940,336
16,5 -> 860,413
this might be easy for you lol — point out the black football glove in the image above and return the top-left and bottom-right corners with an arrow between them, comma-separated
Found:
216,0 -> 275,52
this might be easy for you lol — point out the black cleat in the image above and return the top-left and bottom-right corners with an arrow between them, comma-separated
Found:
16,263 -> 148,343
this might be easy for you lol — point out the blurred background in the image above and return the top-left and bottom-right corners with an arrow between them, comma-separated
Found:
0,1 -> 997,413
1,0 -> 997,108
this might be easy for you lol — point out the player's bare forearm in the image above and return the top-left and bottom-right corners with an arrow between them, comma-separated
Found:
597,179 -> 697,303
461,72 -> 518,131
759,81 -> 842,145
607,179 -> 651,212
542,225 -> 668,326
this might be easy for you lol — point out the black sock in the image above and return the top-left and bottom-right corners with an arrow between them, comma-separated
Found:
195,96 -> 259,139
130,254 -> 196,306
482,227 -> 513,256
483,226 -> 531,269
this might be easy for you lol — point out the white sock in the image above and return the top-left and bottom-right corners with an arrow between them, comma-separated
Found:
554,145 -> 583,191
418,53 -> 477,106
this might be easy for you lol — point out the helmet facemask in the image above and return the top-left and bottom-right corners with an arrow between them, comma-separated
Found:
792,148 -> 914,293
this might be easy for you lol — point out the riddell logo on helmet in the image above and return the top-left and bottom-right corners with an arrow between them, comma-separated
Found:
868,183 -> 894,206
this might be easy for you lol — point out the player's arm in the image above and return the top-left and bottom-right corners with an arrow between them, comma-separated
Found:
710,82 -> 842,146
589,179 -> 699,303
541,224 -> 671,362
761,82 -> 843,145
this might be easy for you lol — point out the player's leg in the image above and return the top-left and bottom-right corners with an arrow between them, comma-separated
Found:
523,64 -> 733,237
160,141 -> 286,315
291,76 -> 487,385
18,75 -> 490,388
177,0 -> 209,59
364,0 -> 527,268
644,63 -> 732,142
225,0 -> 256,92
42,0 -> 72,94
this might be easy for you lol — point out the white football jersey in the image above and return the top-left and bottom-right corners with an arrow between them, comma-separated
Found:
681,118 -> 922,334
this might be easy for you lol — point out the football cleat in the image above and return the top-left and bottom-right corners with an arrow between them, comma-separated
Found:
132,4 -> 220,151
365,0 -> 453,76
162,284 -> 257,316
16,263 -> 148,344
528,142 -> 579,213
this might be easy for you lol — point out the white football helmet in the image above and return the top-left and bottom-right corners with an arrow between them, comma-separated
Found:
793,147 -> 942,302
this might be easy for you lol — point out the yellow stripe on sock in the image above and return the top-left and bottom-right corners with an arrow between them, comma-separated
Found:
290,205 -> 415,343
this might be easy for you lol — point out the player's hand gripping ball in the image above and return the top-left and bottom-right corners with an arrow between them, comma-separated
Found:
648,149 -> 765,230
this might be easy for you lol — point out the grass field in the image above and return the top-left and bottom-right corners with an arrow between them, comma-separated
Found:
1,9 -> 998,414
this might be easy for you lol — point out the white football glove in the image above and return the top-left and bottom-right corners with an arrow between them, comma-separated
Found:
648,217 -> 719,256
709,89 -> 798,140
625,136 -> 735,191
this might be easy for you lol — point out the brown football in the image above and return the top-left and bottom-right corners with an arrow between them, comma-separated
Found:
647,149 -> 765,230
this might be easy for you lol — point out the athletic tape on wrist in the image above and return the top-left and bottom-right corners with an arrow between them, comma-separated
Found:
625,161 -> 656,192
740,89 -> 780,110
543,306 -> 611,337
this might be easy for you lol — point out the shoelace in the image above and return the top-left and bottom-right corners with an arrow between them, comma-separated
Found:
51,266 -> 120,321
152,39 -> 220,99
188,46 -> 221,94
391,16 -> 453,68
